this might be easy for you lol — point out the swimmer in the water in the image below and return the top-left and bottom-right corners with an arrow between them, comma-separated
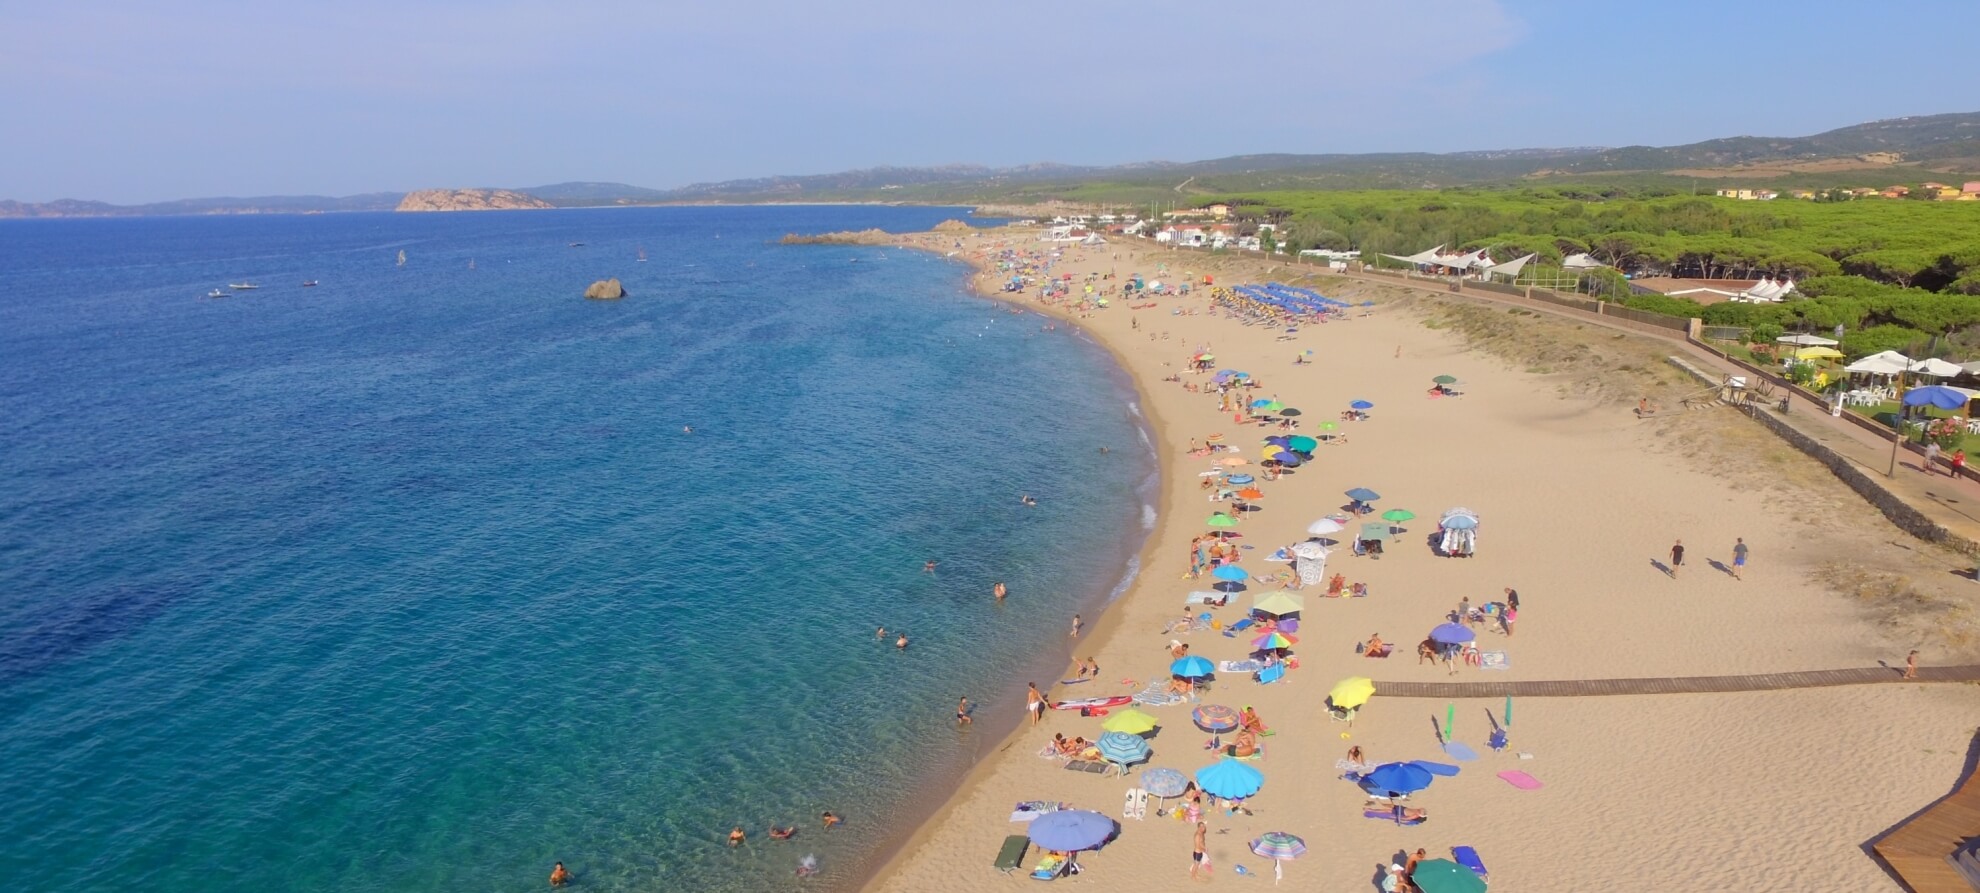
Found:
549,862 -> 570,887
683,425 -> 694,434
797,854 -> 820,877
729,826 -> 746,847
821,811 -> 842,829
770,825 -> 797,840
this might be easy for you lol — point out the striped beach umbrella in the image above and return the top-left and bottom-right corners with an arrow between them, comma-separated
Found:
1192,704 -> 1240,732
1250,832 -> 1308,881
1095,731 -> 1150,768
1251,631 -> 1297,650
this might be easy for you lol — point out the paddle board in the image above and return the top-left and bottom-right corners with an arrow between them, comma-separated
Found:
1053,696 -> 1130,711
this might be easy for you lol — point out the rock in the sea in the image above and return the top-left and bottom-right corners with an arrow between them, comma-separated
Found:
779,229 -> 892,245
396,188 -> 554,212
584,279 -> 627,300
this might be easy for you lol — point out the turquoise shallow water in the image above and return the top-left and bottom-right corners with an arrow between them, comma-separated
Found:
0,207 -> 1153,892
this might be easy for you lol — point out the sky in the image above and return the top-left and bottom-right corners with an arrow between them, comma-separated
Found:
1,0 -> 1973,204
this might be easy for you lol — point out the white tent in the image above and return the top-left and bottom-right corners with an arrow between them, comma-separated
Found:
1561,252 -> 1605,270
1909,358 -> 1964,377
1776,334 -> 1839,347
1845,350 -> 1910,376
1482,253 -> 1537,281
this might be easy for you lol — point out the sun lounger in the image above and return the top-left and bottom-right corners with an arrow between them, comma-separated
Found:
994,835 -> 1030,873
1255,663 -> 1285,684
1030,854 -> 1068,880
1452,846 -> 1488,879
1064,760 -> 1109,774
1132,788 -> 1148,820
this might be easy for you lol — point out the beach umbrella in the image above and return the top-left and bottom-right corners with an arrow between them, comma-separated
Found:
1207,513 -> 1238,528
1287,435 -> 1318,452
1350,399 -> 1374,410
1319,421 -> 1338,431
1249,398 -> 1275,409
1280,408 -> 1302,417
1212,565 -> 1249,582
1432,375 -> 1458,385
1911,358 -> 1964,377
1227,474 -> 1255,485
1219,457 -> 1248,467
1262,435 -> 1293,447
1381,509 -> 1415,523
1237,488 -> 1265,500
1903,385 -> 1971,410
1794,346 -> 1844,361
1101,708 -> 1159,735
1140,767 -> 1188,800
1275,617 -> 1300,634
1360,761 -> 1434,795
1271,451 -> 1302,466
1288,540 -> 1328,561
1345,487 -> 1381,503
1412,859 -> 1487,893
1430,623 -> 1475,645
1026,810 -> 1118,852
1095,731 -> 1151,767
1441,513 -> 1479,530
1251,631 -> 1297,650
1192,704 -> 1240,732
1196,757 -> 1265,799
1171,655 -> 1215,679
1257,401 -> 1284,413
1307,518 -> 1345,535
1252,592 -> 1305,616
1328,676 -> 1375,710
1250,832 -> 1308,882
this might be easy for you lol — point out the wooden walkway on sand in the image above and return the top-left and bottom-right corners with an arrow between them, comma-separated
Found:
1373,665 -> 1980,699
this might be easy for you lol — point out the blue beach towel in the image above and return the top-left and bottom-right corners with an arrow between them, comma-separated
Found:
1441,742 -> 1479,761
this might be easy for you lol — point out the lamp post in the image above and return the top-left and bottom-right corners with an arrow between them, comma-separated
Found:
1888,368 -> 1909,477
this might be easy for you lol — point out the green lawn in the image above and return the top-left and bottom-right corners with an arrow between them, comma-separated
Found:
1842,401 -> 1980,452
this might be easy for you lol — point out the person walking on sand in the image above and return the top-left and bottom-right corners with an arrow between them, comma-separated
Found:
1669,540 -> 1685,578
1904,650 -> 1919,679
1190,821 -> 1209,879
1070,613 -> 1082,638
993,581 -> 1007,602
1732,538 -> 1749,580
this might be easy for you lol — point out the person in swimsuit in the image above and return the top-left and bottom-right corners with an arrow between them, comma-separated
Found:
729,826 -> 746,847
1190,822 -> 1209,879
993,581 -> 1007,601
896,633 -> 908,651
1027,683 -> 1046,725
1070,614 -> 1082,638
549,862 -> 570,887
769,826 -> 796,840
956,696 -> 972,725
821,811 -> 841,829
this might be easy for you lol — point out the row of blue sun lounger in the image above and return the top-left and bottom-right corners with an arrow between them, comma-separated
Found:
1233,284 -> 1350,315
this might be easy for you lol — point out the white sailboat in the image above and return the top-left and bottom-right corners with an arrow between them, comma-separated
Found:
228,282 -> 259,290
637,245 -> 647,262
397,249 -> 407,267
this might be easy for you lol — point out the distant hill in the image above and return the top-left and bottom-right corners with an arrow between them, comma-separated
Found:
5,112 -> 1976,217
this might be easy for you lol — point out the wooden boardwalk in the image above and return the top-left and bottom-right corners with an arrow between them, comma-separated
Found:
1874,732 -> 1980,893
1373,665 -> 1980,699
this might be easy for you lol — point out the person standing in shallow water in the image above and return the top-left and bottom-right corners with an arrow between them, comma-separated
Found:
993,581 -> 1007,602
1070,613 -> 1082,638
549,862 -> 570,887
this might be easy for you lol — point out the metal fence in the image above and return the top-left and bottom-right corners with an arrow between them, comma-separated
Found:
1599,303 -> 1691,332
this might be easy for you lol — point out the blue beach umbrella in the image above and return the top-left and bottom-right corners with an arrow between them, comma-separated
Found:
1345,487 -> 1381,503
1350,399 -> 1374,410
1140,767 -> 1189,799
1227,474 -> 1256,485
1430,623 -> 1475,645
1903,385 -> 1970,410
1272,451 -> 1301,466
1096,731 -> 1151,767
1442,514 -> 1479,530
1360,761 -> 1434,795
1250,398 -> 1275,408
1171,655 -> 1216,678
1196,757 -> 1265,799
1026,810 -> 1118,852
1212,565 -> 1249,581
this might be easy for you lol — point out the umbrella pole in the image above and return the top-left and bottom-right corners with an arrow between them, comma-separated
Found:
1889,370 -> 1908,477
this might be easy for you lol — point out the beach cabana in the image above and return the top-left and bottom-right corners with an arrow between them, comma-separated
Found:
1438,508 -> 1479,557
1289,541 -> 1329,588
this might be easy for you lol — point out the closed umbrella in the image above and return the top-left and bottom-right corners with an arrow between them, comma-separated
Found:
1171,655 -> 1215,679
1026,810 -> 1118,852
1250,832 -> 1308,882
1100,708 -> 1159,735
1430,623 -> 1475,644
1192,704 -> 1240,732
1328,676 -> 1375,710
1095,731 -> 1151,769
1412,859 -> 1487,893
1360,761 -> 1434,795
1196,757 -> 1265,799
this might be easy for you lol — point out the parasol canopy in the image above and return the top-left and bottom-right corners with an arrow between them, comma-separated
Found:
1196,757 -> 1265,799
1139,767 -> 1188,798
1430,623 -> 1475,644
1345,487 -> 1381,503
1026,810 -> 1118,852
1328,676 -> 1375,709
1306,518 -> 1346,535
1411,859 -> 1488,893
1381,509 -> 1415,522
1095,731 -> 1151,766
1192,704 -> 1240,732
1360,761 -> 1434,795
1253,591 -> 1306,617
1170,656 -> 1215,679
1101,708 -> 1160,735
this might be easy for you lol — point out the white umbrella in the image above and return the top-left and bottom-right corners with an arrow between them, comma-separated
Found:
1306,518 -> 1346,535
1909,358 -> 1964,378
1846,351 -> 1909,376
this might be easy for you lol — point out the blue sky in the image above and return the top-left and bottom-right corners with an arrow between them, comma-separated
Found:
2,0 -> 1972,203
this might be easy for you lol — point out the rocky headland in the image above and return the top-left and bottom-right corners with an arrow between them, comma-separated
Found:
396,189 -> 554,212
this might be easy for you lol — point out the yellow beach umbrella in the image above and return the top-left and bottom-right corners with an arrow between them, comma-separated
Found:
1328,677 -> 1376,710
1100,708 -> 1159,735
1220,457 -> 1248,467
1795,346 -> 1844,361
1253,592 -> 1305,617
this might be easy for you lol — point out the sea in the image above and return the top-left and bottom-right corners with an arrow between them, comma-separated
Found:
0,206 -> 1156,892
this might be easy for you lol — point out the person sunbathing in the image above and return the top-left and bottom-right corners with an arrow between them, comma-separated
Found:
1239,707 -> 1267,735
1350,582 -> 1368,597
1232,729 -> 1259,758
1326,574 -> 1347,597
1363,635 -> 1391,658
1417,639 -> 1438,664
1391,806 -> 1428,822
1052,733 -> 1074,755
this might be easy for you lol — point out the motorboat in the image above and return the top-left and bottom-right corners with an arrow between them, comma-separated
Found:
206,289 -> 226,298
301,280 -> 318,287
228,283 -> 259,290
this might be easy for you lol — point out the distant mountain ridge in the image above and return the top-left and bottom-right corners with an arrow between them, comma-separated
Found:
5,112 -> 1976,217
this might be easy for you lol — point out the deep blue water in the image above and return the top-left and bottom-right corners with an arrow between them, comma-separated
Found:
0,207 -> 1153,892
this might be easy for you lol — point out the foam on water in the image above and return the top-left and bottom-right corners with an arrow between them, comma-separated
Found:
0,207 -> 1153,893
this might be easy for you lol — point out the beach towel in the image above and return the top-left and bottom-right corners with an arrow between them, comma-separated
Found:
1123,788 -> 1138,820
1480,651 -> 1509,670
1409,761 -> 1461,777
1441,742 -> 1479,761
1255,663 -> 1285,685
1217,659 -> 1263,674
1497,770 -> 1544,790
1452,846 -> 1488,878
1362,808 -> 1424,826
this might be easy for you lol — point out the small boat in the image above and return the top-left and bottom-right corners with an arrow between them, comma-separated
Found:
397,249 -> 407,267
228,283 -> 259,290
468,258 -> 476,269
637,246 -> 647,262
568,242 -> 585,248
206,289 -> 226,298
301,280 -> 318,287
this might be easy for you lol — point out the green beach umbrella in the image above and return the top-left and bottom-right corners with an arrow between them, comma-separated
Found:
1101,708 -> 1159,735
1412,859 -> 1487,893
1381,509 -> 1415,523
1207,513 -> 1238,528
1505,695 -> 1513,728
1287,435 -> 1318,452
1432,375 -> 1458,385
1319,421 -> 1338,431
1446,703 -> 1456,740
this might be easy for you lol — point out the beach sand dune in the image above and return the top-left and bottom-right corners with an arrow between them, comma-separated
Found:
859,231 -> 1979,892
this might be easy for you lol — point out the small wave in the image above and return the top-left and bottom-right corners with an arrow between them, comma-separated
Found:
1125,400 -> 1141,418
1107,555 -> 1142,604
1135,425 -> 1153,453
1141,503 -> 1157,530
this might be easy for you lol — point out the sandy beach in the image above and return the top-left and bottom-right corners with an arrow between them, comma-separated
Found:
854,227 -> 1980,892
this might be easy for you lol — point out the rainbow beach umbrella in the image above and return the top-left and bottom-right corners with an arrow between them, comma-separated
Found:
1251,631 -> 1297,650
